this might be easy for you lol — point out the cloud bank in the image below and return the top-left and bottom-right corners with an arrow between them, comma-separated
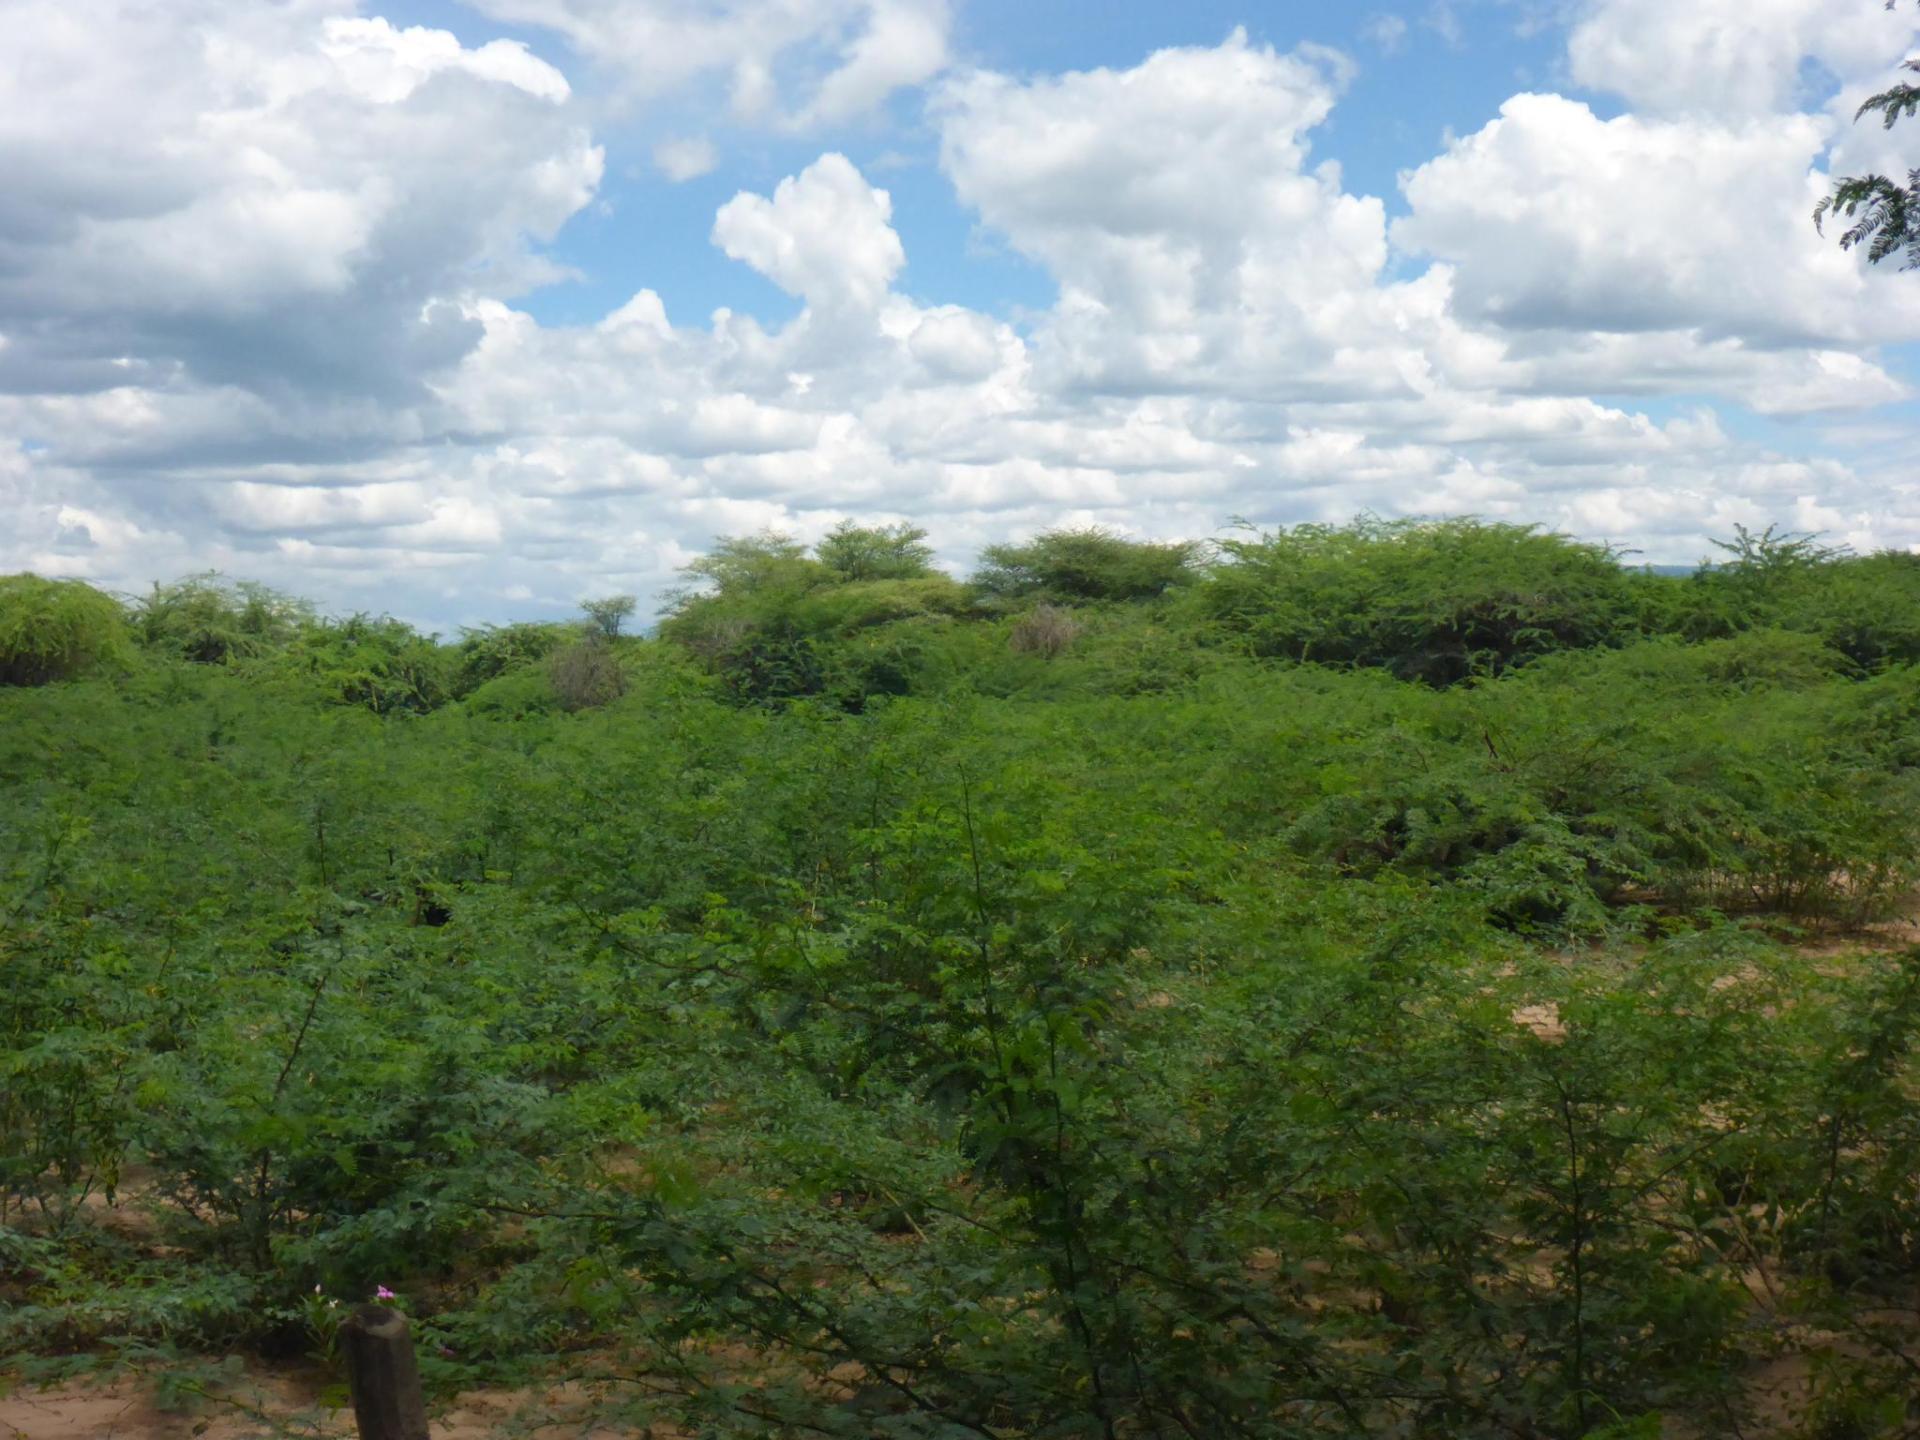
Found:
2,0 -> 1916,628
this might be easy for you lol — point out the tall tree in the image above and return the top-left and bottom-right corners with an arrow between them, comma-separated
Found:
813,521 -> 934,582
581,594 -> 637,639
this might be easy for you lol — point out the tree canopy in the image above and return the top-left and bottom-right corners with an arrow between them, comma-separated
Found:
971,527 -> 1201,603
581,594 -> 638,639
814,521 -> 936,581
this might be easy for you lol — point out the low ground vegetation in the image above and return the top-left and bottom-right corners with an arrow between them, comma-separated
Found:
4,518 -> 1920,1437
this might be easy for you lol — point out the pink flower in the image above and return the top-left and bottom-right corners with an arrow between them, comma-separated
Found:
376,1285 -> 396,1301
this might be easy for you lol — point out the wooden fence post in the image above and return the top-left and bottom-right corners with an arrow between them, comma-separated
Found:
341,1304 -> 430,1440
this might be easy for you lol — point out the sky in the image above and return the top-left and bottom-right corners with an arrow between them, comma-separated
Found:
3,0 -> 1918,631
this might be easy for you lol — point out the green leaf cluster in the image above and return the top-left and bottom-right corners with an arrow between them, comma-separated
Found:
1814,7 -> 1920,267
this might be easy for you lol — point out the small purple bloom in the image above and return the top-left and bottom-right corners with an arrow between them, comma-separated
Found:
376,1285 -> 397,1301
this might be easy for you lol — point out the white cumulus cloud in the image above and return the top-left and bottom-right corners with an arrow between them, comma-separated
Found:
2,6 -> 1915,630
1394,93 -> 1920,348
1567,0 -> 1917,118
653,135 -> 719,181
460,0 -> 950,126
0,0 -> 601,399
712,153 -> 905,311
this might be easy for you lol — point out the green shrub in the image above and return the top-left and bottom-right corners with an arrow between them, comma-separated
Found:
1690,627 -> 1855,688
1783,551 -> 1920,670
1201,516 -> 1637,683
461,663 -> 558,718
1638,525 -> 1846,643
1523,629 -> 1853,696
663,535 -> 970,707
1641,528 -> 1920,670
131,573 -> 313,663
285,614 -> 451,715
450,622 -> 575,698
701,625 -> 826,705
0,574 -> 127,685
790,575 -> 970,633
972,527 -> 1200,603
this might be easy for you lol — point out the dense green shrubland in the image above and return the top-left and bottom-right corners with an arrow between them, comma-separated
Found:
5,518 -> 1920,1437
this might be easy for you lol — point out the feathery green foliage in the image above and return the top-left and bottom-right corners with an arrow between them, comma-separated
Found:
1201,516 -> 1634,683
0,575 -> 128,686
7,517 -> 1920,1437
1648,525 -> 1920,668
450,621 -> 576,698
972,527 -> 1201,603
131,573 -> 313,664
1814,7 -> 1920,267
284,613 -> 451,715
661,530 -> 969,707
814,520 -> 937,581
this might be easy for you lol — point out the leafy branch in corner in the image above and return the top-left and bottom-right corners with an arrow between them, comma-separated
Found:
1814,3 -> 1920,266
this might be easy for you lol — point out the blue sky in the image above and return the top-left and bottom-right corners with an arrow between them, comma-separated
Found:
385,0 -> 1581,329
3,0 -> 1917,628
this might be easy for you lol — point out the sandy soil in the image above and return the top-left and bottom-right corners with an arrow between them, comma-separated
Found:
0,1371 -> 341,1440
0,1372 -> 674,1440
